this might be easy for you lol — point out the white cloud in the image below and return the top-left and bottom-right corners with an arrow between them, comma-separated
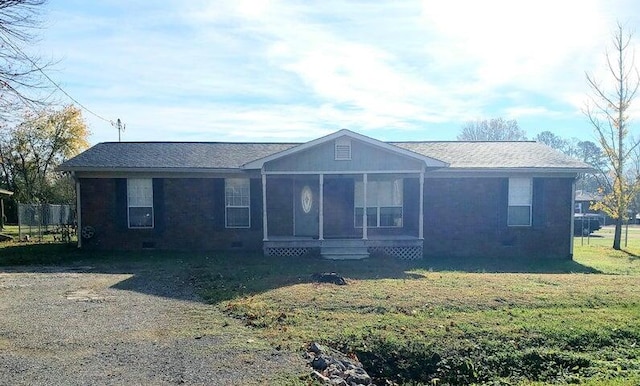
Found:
36,0 -> 640,145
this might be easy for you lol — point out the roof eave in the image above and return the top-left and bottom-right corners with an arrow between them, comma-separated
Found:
430,166 -> 595,174
57,166 -> 243,174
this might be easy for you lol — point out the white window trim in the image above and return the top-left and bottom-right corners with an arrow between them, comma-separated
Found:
127,178 -> 154,229
225,178 -> 251,229
354,178 -> 403,228
508,177 -> 532,227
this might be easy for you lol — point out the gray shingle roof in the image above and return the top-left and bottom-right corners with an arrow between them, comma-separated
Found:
59,142 -> 298,170
392,141 -> 591,169
59,140 -> 592,172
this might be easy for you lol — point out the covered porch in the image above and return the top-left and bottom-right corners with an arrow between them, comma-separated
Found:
260,172 -> 425,259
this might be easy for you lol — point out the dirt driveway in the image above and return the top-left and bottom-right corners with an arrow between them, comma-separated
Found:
0,264 -> 305,385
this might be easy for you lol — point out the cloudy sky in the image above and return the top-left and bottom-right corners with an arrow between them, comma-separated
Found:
31,0 -> 640,145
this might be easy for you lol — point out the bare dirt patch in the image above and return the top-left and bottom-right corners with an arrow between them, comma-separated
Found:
0,267 -> 305,385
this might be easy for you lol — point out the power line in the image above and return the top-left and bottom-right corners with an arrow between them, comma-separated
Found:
4,38 -> 120,128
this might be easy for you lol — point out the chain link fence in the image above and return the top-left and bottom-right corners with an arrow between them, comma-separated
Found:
18,203 -> 76,242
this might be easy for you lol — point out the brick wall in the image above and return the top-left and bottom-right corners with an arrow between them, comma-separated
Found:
79,178 -> 263,250
423,177 -> 573,258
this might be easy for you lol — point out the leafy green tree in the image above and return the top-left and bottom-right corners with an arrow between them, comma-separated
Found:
0,105 -> 89,203
585,23 -> 640,250
457,118 -> 527,141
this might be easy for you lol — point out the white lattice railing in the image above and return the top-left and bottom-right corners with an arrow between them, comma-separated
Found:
369,246 -> 423,260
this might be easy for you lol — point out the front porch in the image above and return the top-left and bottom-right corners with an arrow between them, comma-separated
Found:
263,235 -> 424,260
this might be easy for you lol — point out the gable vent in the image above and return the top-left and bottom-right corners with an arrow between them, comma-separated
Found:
335,138 -> 351,160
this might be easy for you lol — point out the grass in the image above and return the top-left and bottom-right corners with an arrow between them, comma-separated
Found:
1,226 -> 640,385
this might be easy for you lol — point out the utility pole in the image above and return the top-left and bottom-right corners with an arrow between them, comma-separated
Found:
115,118 -> 125,142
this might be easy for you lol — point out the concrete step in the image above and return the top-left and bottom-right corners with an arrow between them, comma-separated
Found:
320,246 -> 369,260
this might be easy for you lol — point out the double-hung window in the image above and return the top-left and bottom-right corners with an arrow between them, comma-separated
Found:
225,178 -> 250,228
355,178 -> 403,228
508,177 -> 532,226
128,178 -> 154,228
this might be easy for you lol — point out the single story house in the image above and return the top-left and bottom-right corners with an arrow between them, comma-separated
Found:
58,129 -> 592,259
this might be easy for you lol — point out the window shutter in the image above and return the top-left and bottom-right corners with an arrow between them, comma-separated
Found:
498,178 -> 509,228
250,178 -> 262,230
153,178 -> 165,233
212,178 -> 225,230
115,178 -> 127,230
532,178 -> 545,228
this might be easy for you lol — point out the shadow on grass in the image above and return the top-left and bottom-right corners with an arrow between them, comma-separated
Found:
620,249 -> 640,259
0,243 -> 601,304
420,255 -> 602,274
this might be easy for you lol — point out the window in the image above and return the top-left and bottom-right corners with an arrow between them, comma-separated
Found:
508,177 -> 532,226
128,178 -> 153,228
355,178 -> 403,228
335,138 -> 351,160
225,178 -> 250,228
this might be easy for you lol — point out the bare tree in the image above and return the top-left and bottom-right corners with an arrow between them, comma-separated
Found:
457,118 -> 527,141
585,22 -> 640,250
0,0 -> 50,115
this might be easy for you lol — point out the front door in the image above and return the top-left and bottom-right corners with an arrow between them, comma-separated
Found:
294,178 -> 319,237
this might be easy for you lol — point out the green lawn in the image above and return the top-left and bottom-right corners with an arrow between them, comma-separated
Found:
1,227 -> 639,385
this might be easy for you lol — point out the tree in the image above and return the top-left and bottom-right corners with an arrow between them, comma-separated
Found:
457,118 -> 527,141
535,131 -> 567,151
0,0 -> 50,115
585,23 -> 640,250
0,105 -> 89,204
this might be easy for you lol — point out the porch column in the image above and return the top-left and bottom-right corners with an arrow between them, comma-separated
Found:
319,174 -> 324,240
419,170 -> 424,240
262,172 -> 268,241
363,173 -> 368,240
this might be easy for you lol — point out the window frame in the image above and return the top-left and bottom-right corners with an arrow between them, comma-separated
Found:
225,178 -> 251,229
354,178 -> 403,228
507,177 -> 532,227
127,178 -> 154,229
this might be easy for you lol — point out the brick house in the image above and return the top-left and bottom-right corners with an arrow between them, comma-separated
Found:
58,129 -> 591,259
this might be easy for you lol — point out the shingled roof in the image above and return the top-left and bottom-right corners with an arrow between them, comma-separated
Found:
59,142 -> 298,171
59,139 -> 591,172
392,141 -> 590,170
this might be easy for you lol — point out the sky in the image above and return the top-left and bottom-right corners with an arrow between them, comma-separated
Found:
27,0 -> 640,145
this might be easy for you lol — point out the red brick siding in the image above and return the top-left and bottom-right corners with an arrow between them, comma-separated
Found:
423,177 -> 572,258
79,178 -> 263,250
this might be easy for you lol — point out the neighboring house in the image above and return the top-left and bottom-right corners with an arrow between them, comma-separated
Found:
58,129 -> 592,259
574,190 -> 602,215
0,188 -> 13,230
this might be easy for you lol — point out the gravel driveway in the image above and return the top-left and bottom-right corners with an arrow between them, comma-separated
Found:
0,263 -> 306,385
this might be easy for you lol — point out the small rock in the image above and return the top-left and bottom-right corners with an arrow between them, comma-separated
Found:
311,355 -> 330,371
345,368 -> 371,385
309,342 -> 325,354
312,272 -> 347,285
312,370 -> 331,383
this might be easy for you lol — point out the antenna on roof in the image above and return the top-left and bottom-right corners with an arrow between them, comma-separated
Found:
113,118 -> 126,142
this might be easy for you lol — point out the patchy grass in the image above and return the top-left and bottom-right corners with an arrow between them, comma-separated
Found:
196,235 -> 640,385
2,228 -> 640,385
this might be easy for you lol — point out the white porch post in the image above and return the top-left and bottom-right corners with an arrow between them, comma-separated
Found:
419,170 -> 424,239
363,173 -> 368,240
319,174 -> 324,240
262,172 -> 268,241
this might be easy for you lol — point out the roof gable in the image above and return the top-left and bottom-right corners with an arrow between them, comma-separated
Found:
242,129 -> 448,170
